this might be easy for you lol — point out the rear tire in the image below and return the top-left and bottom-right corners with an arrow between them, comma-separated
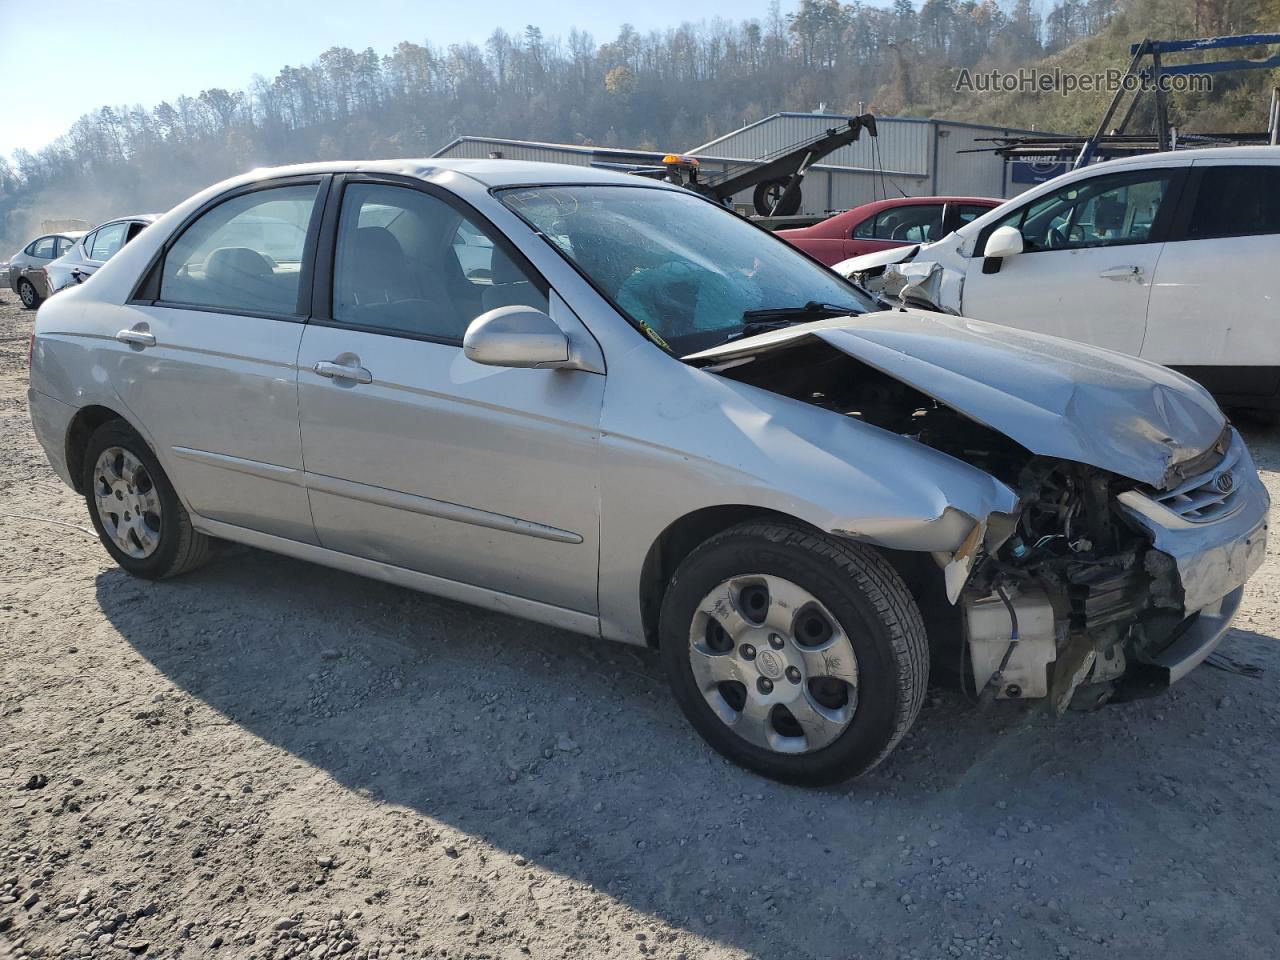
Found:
659,521 -> 928,785
81,420 -> 211,579
18,278 -> 41,309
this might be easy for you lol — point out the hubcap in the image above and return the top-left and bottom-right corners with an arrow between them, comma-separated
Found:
92,447 -> 162,559
19,281 -> 35,306
688,575 -> 859,755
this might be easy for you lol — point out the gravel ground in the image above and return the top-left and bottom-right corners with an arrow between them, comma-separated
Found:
2,293 -> 1279,960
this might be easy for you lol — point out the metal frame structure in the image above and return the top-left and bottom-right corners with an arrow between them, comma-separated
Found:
967,33 -> 1280,169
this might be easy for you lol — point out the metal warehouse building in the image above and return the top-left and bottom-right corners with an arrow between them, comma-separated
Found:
433,113 -> 1065,217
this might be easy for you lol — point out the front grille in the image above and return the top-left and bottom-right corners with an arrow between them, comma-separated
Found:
1151,438 -> 1243,523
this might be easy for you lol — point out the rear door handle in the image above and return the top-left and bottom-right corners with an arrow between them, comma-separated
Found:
115,328 -> 156,347
1099,265 -> 1143,281
314,360 -> 372,384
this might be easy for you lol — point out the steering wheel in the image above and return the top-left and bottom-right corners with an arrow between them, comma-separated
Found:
1047,226 -> 1066,249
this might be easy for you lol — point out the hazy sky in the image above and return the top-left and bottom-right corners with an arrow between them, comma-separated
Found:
0,0 -> 790,161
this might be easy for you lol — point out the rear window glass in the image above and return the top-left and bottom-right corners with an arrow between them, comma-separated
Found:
159,185 -> 316,315
1186,166 -> 1280,240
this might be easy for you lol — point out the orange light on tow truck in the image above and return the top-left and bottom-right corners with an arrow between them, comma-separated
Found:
662,154 -> 699,167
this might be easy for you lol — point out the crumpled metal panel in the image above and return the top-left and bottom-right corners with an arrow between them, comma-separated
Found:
688,310 -> 1226,489
1117,431 -> 1270,614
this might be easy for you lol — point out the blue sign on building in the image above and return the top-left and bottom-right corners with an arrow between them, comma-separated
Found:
1010,156 -> 1071,184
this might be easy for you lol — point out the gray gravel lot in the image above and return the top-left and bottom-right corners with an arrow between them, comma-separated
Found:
2,293 -> 1279,960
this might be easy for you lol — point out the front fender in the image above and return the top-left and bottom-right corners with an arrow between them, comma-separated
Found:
595,346 -> 1019,643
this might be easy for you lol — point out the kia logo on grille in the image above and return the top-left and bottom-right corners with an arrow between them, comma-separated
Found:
1215,471 -> 1235,493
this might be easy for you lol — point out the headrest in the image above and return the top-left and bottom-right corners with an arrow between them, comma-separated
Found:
205,246 -> 272,285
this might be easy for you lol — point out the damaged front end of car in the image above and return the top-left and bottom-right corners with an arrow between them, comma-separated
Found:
688,312 -> 1270,711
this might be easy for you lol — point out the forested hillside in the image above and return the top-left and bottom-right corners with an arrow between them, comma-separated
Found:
2,0 -> 1277,250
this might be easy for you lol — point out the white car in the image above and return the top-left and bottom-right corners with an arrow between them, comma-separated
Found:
836,146 -> 1280,410
43,215 -> 158,298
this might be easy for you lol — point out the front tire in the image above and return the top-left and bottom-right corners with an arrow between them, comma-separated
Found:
659,521 -> 928,785
18,278 -> 42,309
81,420 -> 211,579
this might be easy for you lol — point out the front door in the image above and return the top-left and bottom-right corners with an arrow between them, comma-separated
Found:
107,178 -> 325,543
962,167 -> 1184,355
296,178 -> 604,614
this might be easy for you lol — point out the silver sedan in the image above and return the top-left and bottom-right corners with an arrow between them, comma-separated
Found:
5,231 -> 84,307
27,160 -> 1269,784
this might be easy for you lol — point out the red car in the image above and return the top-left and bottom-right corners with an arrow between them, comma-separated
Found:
775,196 -> 1002,266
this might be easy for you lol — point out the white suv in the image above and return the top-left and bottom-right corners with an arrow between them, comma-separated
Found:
837,147 -> 1280,410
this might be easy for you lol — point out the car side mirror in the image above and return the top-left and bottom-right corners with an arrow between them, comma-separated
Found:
981,225 -> 1023,274
463,305 -> 574,369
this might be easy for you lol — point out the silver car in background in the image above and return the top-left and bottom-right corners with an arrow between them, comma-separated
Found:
5,232 -> 84,307
27,160 -> 1269,784
43,215 -> 157,298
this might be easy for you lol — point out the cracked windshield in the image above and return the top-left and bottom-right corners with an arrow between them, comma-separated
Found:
500,185 -> 874,354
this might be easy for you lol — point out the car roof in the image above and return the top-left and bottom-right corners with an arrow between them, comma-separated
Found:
231,158 -> 689,191
843,195 -> 999,215
1087,144 -> 1280,168
91,214 -> 160,228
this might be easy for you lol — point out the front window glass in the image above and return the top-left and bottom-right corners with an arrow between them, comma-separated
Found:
993,172 -> 1171,253
499,185 -> 873,354
332,183 -> 545,341
854,204 -> 944,243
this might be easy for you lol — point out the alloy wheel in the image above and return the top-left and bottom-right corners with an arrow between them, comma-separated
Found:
688,574 -> 859,754
92,447 -> 163,559
18,280 -> 36,308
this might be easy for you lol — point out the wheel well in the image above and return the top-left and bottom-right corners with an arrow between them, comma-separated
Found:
638,505 -> 804,647
65,405 -> 127,493
637,507 -> 956,654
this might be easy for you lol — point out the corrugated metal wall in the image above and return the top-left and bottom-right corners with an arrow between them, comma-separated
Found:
934,122 -> 1007,198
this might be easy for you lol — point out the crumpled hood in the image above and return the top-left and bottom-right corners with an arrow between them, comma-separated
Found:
686,310 -> 1226,489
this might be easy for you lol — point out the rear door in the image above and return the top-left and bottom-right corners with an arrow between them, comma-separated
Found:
961,166 -> 1184,354
295,176 -> 604,613
108,177 -> 328,542
1141,160 -> 1280,395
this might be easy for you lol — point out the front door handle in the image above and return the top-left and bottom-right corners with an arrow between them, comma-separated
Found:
1099,265 -> 1143,281
115,327 -> 156,347
314,360 -> 372,384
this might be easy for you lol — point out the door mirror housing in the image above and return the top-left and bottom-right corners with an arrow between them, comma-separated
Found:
464,305 -> 575,369
982,225 -> 1024,260
980,225 -> 1024,275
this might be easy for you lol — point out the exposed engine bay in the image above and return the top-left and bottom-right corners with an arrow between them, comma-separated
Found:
709,338 -> 1223,711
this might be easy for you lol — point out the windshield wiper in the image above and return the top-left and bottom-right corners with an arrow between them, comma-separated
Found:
741,300 -> 860,323
727,301 -> 860,342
